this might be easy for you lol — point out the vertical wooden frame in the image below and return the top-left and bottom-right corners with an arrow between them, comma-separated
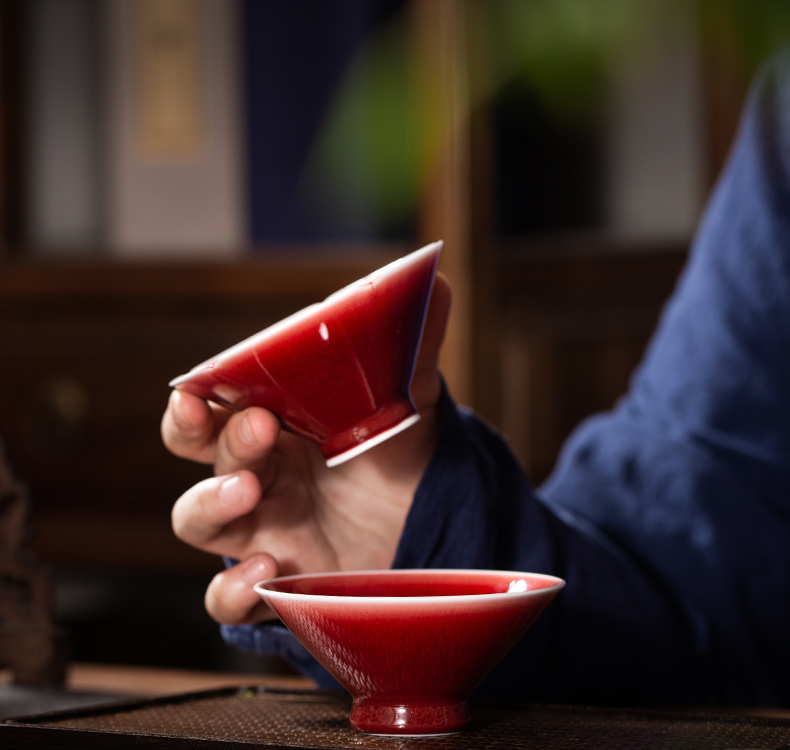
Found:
411,0 -> 499,423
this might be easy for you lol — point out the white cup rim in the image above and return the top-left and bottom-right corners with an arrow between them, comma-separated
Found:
253,568 -> 565,605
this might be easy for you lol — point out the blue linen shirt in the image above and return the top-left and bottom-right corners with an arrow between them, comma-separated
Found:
223,50 -> 790,708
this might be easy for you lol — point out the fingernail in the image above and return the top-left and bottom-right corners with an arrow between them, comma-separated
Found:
238,413 -> 257,446
219,475 -> 243,506
240,557 -> 270,586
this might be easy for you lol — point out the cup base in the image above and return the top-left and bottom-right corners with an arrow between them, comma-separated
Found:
349,697 -> 471,735
323,401 -> 420,467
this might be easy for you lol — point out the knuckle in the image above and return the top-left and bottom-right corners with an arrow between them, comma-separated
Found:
205,565 -> 273,625
204,572 -> 227,622
170,477 -> 217,545
170,497 -> 192,543
205,570 -> 243,624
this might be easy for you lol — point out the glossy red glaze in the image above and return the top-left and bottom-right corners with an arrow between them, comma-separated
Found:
169,243 -> 442,466
255,569 -> 564,735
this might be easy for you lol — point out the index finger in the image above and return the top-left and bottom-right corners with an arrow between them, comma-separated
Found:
161,389 -> 230,464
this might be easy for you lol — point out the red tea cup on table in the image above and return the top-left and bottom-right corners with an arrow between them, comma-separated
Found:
169,242 -> 442,466
254,569 -> 564,736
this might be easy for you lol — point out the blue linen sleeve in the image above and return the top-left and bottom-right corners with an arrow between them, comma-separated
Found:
222,49 -> 790,707
538,49 -> 790,707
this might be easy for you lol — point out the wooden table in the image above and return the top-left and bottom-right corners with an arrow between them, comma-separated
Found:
0,662 -> 313,720
64,662 -> 313,697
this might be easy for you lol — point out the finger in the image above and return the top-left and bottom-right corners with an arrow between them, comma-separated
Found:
205,553 -> 280,624
161,389 -> 230,464
171,470 -> 262,553
411,272 -> 451,409
213,406 -> 282,477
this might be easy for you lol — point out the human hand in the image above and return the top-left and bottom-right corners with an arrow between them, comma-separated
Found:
161,274 -> 451,625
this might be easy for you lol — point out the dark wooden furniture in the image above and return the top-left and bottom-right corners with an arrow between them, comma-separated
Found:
498,237 -> 688,483
0,252 -> 411,574
0,240 -> 688,576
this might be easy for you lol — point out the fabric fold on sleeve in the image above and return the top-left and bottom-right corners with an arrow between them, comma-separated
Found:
539,48 -> 790,707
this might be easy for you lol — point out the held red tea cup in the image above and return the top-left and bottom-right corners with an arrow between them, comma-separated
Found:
169,242 -> 442,466
254,568 -> 564,736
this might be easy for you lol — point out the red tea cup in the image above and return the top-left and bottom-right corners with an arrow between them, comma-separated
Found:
254,568 -> 564,735
169,242 -> 442,466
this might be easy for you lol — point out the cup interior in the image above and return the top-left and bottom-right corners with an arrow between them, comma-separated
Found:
259,568 -> 561,598
254,569 -> 564,735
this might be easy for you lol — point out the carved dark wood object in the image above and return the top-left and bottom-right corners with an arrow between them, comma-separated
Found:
0,436 -> 67,685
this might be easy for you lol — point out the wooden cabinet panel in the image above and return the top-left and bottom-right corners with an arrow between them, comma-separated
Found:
0,245 -> 688,569
498,241 -> 688,484
0,254 -> 401,572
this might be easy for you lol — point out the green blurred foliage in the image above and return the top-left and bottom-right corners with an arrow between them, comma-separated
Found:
301,0 -> 790,238
486,0 -> 642,121
698,0 -> 790,77
302,13 -> 421,237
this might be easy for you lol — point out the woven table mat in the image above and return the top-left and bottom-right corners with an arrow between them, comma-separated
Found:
3,686 -> 790,749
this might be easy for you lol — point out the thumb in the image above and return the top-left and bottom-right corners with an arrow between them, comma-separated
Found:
411,272 -> 451,410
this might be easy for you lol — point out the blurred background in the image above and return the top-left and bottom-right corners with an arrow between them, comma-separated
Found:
0,0 -> 788,682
